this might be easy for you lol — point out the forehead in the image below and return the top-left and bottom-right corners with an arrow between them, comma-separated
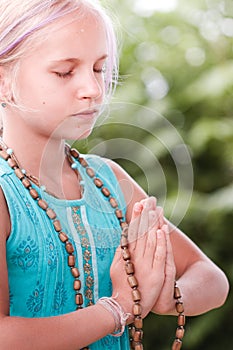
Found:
29,10 -> 108,61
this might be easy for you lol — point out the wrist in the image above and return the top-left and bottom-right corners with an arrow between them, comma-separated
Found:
96,296 -> 132,337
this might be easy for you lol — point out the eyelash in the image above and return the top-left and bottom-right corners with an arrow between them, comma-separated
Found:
55,66 -> 106,79
55,71 -> 73,79
94,65 -> 106,74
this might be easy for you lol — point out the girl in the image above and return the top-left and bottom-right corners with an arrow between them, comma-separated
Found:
0,1 -> 229,349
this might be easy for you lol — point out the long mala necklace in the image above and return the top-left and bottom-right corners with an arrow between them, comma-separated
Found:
0,141 -> 185,350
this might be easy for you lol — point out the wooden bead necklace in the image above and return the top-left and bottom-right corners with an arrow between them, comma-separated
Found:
0,141 -> 185,350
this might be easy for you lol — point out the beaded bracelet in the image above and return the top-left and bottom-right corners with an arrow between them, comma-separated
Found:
96,297 -> 131,337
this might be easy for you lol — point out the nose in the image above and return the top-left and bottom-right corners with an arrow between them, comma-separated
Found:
75,70 -> 104,101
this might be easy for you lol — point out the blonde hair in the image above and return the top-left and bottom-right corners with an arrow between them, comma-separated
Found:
0,0 -> 119,109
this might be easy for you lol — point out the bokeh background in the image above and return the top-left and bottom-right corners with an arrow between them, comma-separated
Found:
75,0 -> 233,348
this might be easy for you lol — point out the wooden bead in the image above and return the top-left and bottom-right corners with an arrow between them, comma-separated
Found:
53,220 -> 62,232
22,178 -> 31,188
125,262 -> 134,275
134,344 -> 143,350
14,168 -> 24,180
115,209 -> 123,219
7,158 -> 17,168
176,327 -> 185,340
75,293 -> 83,305
86,167 -> 95,178
128,275 -> 138,288
73,280 -> 81,290
29,188 -> 39,199
66,242 -> 74,254
70,148 -> 79,158
174,286 -> 181,299
66,154 -> 73,165
79,157 -> 88,167
133,330 -> 143,342
120,235 -> 128,248
133,303 -> 142,316
122,248 -> 131,261
46,208 -> 57,220
134,317 -> 143,329
122,226 -> 128,235
0,150 -> 9,160
94,178 -> 103,188
59,232 -> 69,243
101,187 -> 110,197
38,199 -> 48,210
132,289 -> 141,302
68,255 -> 75,267
177,314 -> 185,327
176,301 -> 184,314
71,267 -> 80,278
109,197 -> 118,207
172,339 -> 182,350
120,221 -> 128,229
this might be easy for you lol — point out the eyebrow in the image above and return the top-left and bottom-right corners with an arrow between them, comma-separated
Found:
50,54 -> 108,64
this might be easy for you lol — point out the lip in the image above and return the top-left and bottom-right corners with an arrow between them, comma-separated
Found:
71,109 -> 99,119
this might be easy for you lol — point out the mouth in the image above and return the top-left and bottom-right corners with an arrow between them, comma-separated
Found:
71,109 -> 99,119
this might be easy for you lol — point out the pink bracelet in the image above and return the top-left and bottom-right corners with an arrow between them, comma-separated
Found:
96,297 -> 131,337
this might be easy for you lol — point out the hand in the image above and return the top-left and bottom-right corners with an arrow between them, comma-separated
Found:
110,197 -> 168,319
151,223 -> 177,315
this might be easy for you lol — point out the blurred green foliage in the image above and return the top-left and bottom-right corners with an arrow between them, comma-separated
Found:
76,0 -> 233,348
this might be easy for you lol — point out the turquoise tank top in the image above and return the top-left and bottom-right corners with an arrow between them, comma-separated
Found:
0,153 -> 130,349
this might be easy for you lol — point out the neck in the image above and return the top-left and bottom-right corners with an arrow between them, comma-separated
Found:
3,132 -> 66,172
2,130 -> 69,197
1,109 -> 83,199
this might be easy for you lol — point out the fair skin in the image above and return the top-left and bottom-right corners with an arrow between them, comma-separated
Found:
0,9 -> 229,350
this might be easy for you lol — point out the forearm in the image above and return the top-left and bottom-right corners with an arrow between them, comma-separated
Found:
0,304 -> 115,350
175,260 -> 229,316
151,259 -> 229,317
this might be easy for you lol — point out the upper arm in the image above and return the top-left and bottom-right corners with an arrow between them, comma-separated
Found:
0,187 -> 11,316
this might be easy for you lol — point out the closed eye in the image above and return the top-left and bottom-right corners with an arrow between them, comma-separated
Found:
55,70 -> 73,79
94,59 -> 107,74
94,65 -> 106,74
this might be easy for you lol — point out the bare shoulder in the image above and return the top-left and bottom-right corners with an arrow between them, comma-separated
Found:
0,187 -> 10,316
0,187 -> 11,239
102,158 -> 147,221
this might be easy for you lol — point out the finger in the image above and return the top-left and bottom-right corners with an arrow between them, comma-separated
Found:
152,228 -> 167,270
157,206 -> 165,229
137,207 -> 149,238
163,225 -> 176,281
127,202 -> 143,248
137,197 -> 157,238
134,200 -> 155,255
157,225 -> 176,301
131,202 -> 143,221
140,196 -> 157,211
144,216 -> 157,264
148,208 -> 160,232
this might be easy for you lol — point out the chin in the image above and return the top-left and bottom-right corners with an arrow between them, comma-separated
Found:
64,128 -> 93,141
